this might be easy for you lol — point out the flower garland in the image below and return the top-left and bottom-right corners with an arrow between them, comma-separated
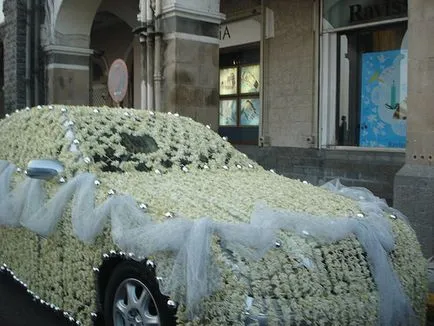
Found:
0,106 -> 428,326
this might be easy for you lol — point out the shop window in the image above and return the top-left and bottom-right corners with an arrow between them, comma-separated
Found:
336,23 -> 407,148
219,48 -> 260,144
320,0 -> 409,149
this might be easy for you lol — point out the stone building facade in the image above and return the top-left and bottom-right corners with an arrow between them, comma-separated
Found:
0,0 -> 432,257
0,0 -> 45,114
1,0 -> 27,112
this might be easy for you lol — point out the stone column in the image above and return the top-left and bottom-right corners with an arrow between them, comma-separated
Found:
394,0 -> 434,258
160,0 -> 224,129
2,0 -> 27,111
45,45 -> 92,105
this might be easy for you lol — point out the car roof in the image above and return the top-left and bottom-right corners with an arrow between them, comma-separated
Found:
0,106 -> 256,175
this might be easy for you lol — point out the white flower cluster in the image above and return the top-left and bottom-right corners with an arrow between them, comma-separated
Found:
0,107 -> 67,169
66,106 -> 255,174
0,106 -> 428,326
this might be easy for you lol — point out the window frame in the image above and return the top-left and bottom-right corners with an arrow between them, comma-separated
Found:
319,16 -> 408,151
219,63 -> 260,128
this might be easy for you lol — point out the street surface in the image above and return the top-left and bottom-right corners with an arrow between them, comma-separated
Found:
0,271 -> 71,326
1,269 -> 433,326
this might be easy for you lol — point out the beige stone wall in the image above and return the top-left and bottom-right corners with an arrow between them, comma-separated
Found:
406,0 -> 434,165
162,38 -> 219,129
220,0 -> 260,18
220,0 -> 317,147
263,0 -> 316,147
47,68 -> 90,105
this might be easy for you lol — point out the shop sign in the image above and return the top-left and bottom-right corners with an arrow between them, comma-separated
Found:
219,18 -> 260,49
349,0 -> 407,23
323,0 -> 407,30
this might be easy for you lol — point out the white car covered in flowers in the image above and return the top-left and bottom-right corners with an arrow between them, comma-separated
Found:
0,105 -> 428,326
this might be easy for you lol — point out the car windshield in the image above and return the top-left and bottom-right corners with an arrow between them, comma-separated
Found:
64,106 -> 254,173
92,131 -> 160,172
0,106 -> 256,175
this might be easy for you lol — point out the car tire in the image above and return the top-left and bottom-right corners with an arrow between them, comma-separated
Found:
103,260 -> 176,326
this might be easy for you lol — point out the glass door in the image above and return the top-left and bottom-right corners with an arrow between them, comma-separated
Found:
218,47 -> 260,145
336,23 -> 408,147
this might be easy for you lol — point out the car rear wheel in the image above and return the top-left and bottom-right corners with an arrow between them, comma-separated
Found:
103,261 -> 176,326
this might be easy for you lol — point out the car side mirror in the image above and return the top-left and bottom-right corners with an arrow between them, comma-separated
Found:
26,159 -> 64,180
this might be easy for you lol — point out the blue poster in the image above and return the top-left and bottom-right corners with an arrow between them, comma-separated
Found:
360,50 -> 408,148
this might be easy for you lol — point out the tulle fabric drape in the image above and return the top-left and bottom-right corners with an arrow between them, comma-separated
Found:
0,160 -> 417,324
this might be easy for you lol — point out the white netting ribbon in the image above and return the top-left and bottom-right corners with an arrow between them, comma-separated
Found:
0,161 -> 418,324
111,198 -> 275,317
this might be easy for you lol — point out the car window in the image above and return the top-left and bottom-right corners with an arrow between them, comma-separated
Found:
92,132 -> 159,172
65,107 -> 255,173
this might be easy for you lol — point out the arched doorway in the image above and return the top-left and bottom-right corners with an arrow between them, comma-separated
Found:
90,10 -> 135,107
42,0 -> 138,106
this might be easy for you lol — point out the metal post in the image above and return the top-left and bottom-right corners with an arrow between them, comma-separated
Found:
146,0 -> 154,111
26,0 -> 32,107
154,0 -> 162,112
34,0 -> 40,106
139,33 -> 147,110
259,0 -> 266,146
138,0 -> 148,110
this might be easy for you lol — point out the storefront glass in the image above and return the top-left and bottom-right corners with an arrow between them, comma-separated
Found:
321,0 -> 408,148
218,48 -> 260,144
337,23 -> 407,147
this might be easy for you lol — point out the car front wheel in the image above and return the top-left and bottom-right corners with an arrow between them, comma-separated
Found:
103,261 -> 176,326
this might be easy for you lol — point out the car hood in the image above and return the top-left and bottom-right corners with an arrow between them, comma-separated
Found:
94,168 -> 426,326
97,168 -> 360,224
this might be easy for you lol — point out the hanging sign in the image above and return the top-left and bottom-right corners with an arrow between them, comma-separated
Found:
219,18 -> 261,49
323,0 -> 407,30
108,59 -> 128,105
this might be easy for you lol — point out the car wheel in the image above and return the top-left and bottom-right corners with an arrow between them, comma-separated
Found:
103,260 -> 176,326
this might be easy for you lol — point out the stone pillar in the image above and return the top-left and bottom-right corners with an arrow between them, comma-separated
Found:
160,0 -> 224,129
2,0 -> 27,111
45,45 -> 92,105
394,0 -> 434,258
